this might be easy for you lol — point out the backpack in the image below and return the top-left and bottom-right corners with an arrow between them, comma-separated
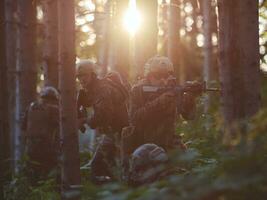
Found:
103,71 -> 130,131
104,71 -> 130,101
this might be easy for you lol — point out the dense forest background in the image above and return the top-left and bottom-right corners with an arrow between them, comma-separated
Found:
1,0 -> 267,199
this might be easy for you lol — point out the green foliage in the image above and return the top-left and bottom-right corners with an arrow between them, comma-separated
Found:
27,179 -> 60,200
78,97 -> 267,200
6,82 -> 267,200
4,173 -> 60,200
3,156 -> 60,200
5,102 -> 267,200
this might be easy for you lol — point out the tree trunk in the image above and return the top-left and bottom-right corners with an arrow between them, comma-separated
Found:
0,1 -> 9,197
97,0 -> 110,77
58,0 -> 81,199
5,0 -> 17,172
17,0 -> 37,170
158,0 -> 168,56
202,0 -> 212,112
42,0 -> 59,88
113,0 -> 130,79
168,0 -> 184,83
135,0 -> 158,78
210,0 -> 219,79
190,0 -> 199,49
217,0 -> 260,129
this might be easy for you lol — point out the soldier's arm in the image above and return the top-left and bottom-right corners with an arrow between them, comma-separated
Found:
180,92 -> 196,120
130,86 -> 174,126
21,106 -> 30,131
86,86 -> 114,129
77,89 -> 90,132
77,89 -> 92,109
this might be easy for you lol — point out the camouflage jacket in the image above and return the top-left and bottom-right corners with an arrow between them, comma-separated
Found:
129,79 -> 196,149
78,78 -> 129,135
22,100 -> 60,168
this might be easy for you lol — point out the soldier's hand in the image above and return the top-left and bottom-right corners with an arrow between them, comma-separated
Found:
158,91 -> 176,105
78,118 -> 87,133
173,135 -> 188,151
185,81 -> 204,97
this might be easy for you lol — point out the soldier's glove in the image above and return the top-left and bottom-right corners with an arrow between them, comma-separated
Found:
158,91 -> 176,105
184,81 -> 204,97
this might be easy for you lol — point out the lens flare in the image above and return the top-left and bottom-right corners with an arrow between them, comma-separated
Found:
123,0 -> 141,36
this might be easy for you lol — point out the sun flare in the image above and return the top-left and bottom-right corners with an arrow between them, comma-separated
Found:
123,0 -> 141,36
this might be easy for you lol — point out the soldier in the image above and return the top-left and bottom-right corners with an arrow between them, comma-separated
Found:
22,86 -> 60,182
129,55 -> 198,150
121,56 -> 200,181
76,60 -> 129,183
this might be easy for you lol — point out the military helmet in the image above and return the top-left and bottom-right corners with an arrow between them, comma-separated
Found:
40,86 -> 59,101
76,60 -> 97,77
129,143 -> 168,184
144,56 -> 174,77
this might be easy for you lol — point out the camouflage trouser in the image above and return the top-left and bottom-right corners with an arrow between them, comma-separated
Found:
90,135 -> 116,181
25,137 -> 60,185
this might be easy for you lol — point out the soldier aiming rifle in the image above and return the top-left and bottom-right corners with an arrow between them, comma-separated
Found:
122,55 -> 219,185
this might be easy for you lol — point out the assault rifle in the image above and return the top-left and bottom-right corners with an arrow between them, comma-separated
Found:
142,81 -> 219,95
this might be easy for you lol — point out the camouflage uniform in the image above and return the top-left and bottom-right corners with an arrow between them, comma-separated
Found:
22,87 -> 60,180
76,60 -> 129,182
129,81 -> 196,149
123,56 -> 196,182
129,56 -> 196,150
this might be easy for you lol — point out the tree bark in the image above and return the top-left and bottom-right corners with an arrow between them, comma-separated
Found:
0,1 -> 9,197
190,0 -> 199,49
17,0 -> 37,170
168,0 -> 184,83
217,0 -> 260,128
97,0 -> 110,77
202,0 -> 212,112
5,0 -> 17,172
135,0 -> 158,78
158,0 -> 168,56
42,0 -> 59,88
58,0 -> 81,199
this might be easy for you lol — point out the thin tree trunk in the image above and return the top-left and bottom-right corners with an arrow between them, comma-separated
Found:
107,0 -> 116,72
202,0 -> 212,112
211,0 -> 219,79
158,0 -> 168,56
190,0 -> 199,49
97,0 -> 110,77
114,0 -> 130,79
58,0 -> 81,199
0,1 -> 9,197
42,0 -> 59,88
17,0 -> 37,170
135,0 -> 158,78
168,0 -> 184,83
5,0 -> 17,172
217,0 -> 260,130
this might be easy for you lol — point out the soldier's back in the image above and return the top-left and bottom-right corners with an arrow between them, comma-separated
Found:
94,78 -> 129,133
25,100 -> 59,176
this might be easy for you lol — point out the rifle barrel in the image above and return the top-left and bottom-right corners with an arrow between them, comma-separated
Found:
206,87 -> 220,92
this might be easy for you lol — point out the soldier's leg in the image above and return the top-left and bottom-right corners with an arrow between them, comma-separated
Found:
90,135 -> 116,181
